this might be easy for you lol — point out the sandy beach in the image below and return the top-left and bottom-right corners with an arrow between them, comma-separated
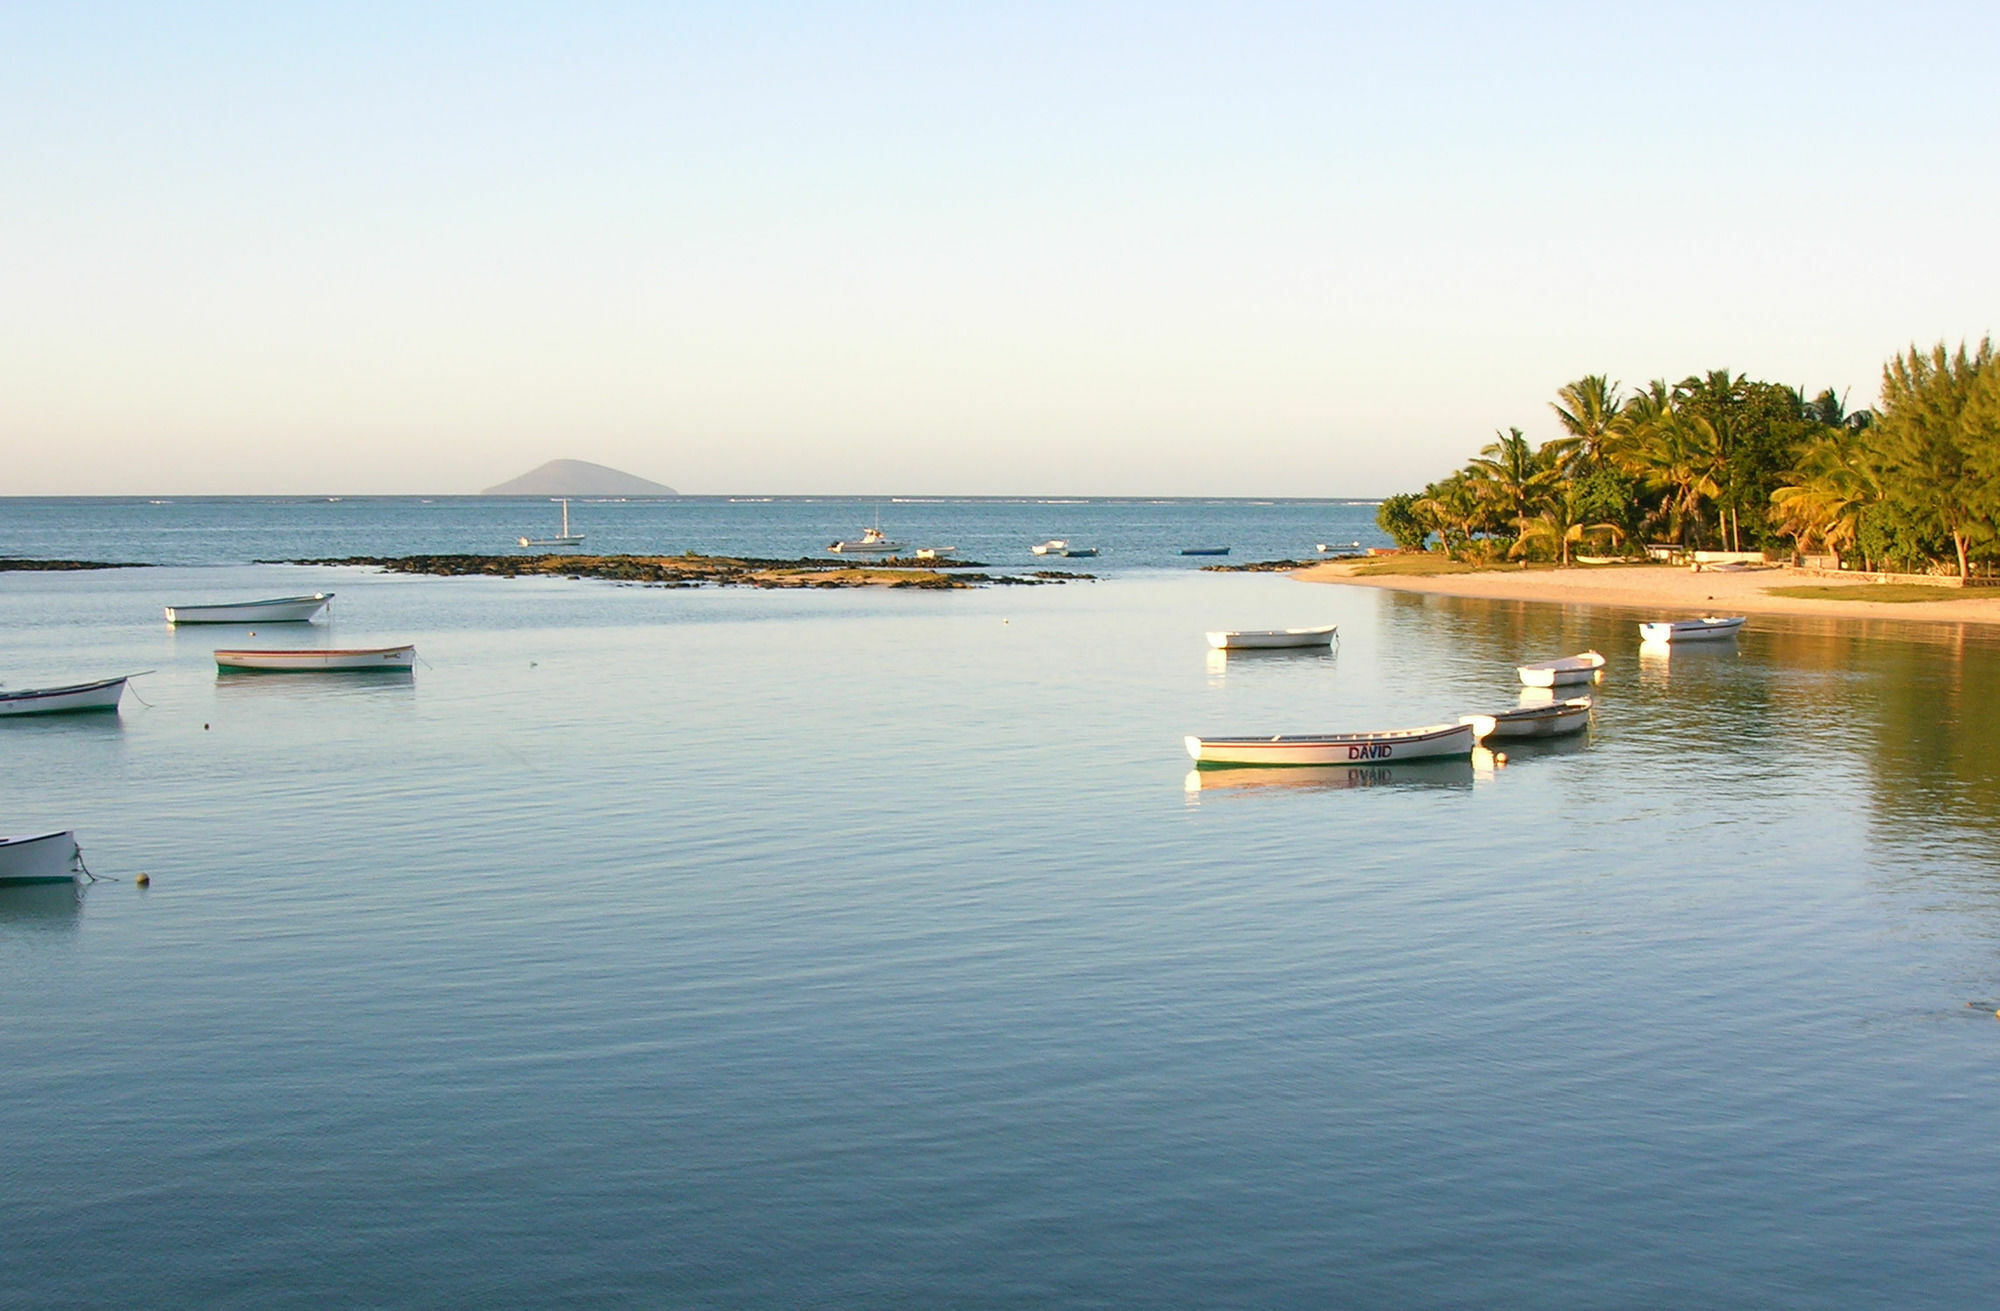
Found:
1293,560 -> 2000,628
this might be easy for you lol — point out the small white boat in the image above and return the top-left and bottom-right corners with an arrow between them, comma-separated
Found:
1030,539 -> 1068,555
1315,541 -> 1362,553
519,499 -> 585,549
164,593 -> 333,624
0,830 -> 82,884
214,646 -> 416,672
913,546 -> 958,560
0,672 -> 149,716
1471,697 -> 1592,739
1205,625 -> 1338,650
827,526 -> 904,555
1186,717 -> 1494,768
1517,650 -> 1606,688
1639,616 -> 1746,643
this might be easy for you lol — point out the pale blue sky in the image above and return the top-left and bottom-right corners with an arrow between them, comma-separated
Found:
3,2 -> 1995,495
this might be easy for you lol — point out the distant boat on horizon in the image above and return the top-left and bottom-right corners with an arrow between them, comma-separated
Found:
519,499 -> 585,549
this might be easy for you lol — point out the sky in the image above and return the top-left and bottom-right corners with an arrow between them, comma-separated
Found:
3,1 -> 1996,496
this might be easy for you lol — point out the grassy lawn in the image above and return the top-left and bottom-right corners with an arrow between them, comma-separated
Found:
1350,556 -> 1492,577
1764,583 -> 1963,603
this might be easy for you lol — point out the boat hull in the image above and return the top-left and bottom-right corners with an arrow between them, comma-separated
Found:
518,536 -> 585,549
1207,625 -> 1338,650
1181,548 -> 1230,556
1640,617 -> 1746,643
214,646 -> 416,672
1186,719 -> 1490,768
1479,698 -> 1592,739
0,675 -> 131,716
164,594 -> 332,624
0,831 -> 81,884
1517,651 -> 1606,687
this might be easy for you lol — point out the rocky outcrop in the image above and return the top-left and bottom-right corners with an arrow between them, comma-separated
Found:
275,553 -> 1090,589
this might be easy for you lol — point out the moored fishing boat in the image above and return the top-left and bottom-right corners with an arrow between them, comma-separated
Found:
1639,616 -> 1746,643
1185,716 -> 1494,768
0,831 -> 82,884
1030,539 -> 1067,555
1470,697 -> 1592,739
827,526 -> 903,555
164,594 -> 333,624
214,646 -> 416,672
1517,650 -> 1605,687
1181,547 -> 1230,556
1205,625 -> 1338,650
0,673 -> 149,716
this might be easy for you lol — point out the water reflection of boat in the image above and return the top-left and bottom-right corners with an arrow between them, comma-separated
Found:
216,667 -> 414,696
1184,756 -> 1477,794
0,880 -> 84,925
1486,731 -> 1592,761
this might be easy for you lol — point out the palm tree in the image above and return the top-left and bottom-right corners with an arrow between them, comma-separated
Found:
1548,375 -> 1624,475
1674,370 -> 1749,549
1629,409 -> 1723,548
1414,476 -> 1485,557
1463,427 -> 1550,553
1770,426 -> 1877,568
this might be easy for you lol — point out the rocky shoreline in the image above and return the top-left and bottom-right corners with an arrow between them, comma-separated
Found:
272,552 -> 1093,589
1199,557 -> 1343,573
0,557 -> 152,571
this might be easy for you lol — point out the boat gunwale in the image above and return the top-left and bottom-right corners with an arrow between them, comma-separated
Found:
1516,650 -> 1605,673
0,673 -> 137,703
1190,721 -> 1473,748
166,593 -> 331,610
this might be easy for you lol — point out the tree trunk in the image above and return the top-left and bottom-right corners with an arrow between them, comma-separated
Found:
1956,531 -> 1970,579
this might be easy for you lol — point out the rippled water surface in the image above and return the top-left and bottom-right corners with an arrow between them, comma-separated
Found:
7,505 -> 2000,1308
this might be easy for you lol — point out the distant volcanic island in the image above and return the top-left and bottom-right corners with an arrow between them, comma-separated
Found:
481,459 -> 678,497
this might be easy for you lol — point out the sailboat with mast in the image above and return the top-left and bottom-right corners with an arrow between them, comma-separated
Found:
519,498 -> 585,549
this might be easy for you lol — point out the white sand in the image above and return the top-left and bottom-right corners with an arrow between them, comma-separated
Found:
1291,561 -> 2000,628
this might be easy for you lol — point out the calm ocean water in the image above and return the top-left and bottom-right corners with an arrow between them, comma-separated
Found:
6,498 -> 2000,1308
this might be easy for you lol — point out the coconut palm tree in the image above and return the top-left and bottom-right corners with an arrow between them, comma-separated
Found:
1463,427 -> 1551,552
1548,375 -> 1624,475
1770,425 -> 1878,568
1628,409 -> 1723,548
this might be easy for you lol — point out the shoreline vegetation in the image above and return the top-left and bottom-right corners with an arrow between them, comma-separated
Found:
1376,341 -> 2000,580
274,553 -> 1092,588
